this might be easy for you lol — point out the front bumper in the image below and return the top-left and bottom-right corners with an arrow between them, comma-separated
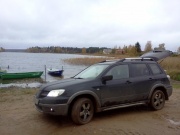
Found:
34,97 -> 69,116
166,85 -> 173,97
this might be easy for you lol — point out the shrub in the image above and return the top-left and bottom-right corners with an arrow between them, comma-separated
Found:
167,70 -> 180,81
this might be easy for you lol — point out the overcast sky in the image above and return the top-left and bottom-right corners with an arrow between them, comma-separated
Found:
0,0 -> 180,51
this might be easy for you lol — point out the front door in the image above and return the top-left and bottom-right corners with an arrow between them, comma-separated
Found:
100,64 -> 134,107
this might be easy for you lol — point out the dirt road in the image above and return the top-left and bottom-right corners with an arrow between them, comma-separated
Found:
0,87 -> 180,135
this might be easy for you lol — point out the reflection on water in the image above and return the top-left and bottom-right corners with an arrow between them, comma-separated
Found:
0,52 -> 97,88
0,78 -> 44,84
0,78 -> 44,88
0,82 -> 42,88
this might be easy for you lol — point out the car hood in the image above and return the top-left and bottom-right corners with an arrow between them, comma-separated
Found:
140,50 -> 173,61
40,78 -> 95,91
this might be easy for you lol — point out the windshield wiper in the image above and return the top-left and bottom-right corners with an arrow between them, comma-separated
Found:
74,77 -> 83,79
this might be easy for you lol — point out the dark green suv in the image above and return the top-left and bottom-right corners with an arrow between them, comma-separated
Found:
34,50 -> 173,124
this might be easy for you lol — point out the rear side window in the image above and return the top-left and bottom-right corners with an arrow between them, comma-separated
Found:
149,64 -> 162,74
131,64 -> 150,77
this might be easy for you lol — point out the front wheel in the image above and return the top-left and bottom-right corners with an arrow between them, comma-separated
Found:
71,98 -> 94,125
150,90 -> 165,110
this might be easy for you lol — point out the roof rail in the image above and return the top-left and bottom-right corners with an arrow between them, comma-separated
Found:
99,59 -> 124,63
99,59 -> 119,63
99,58 -> 154,63
122,57 -> 155,62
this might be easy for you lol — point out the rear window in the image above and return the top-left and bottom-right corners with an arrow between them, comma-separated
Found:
149,64 -> 162,74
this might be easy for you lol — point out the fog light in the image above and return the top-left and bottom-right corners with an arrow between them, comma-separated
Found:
50,108 -> 54,112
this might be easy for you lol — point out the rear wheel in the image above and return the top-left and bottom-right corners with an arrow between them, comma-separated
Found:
71,98 -> 94,125
150,90 -> 165,110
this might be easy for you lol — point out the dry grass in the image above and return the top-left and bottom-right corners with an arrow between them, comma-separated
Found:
172,83 -> 180,89
0,87 -> 38,102
63,56 -> 180,69
160,57 -> 180,71
63,57 -> 110,66
63,55 -> 180,81
63,55 -> 129,66
159,57 -> 180,81
171,79 -> 180,89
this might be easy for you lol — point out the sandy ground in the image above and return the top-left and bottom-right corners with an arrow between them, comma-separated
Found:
0,87 -> 180,135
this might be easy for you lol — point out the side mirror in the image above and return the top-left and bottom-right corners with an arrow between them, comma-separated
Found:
101,75 -> 113,84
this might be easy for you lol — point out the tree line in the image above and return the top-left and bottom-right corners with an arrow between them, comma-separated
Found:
1,41 -> 180,56
26,46 -> 109,54
26,41 -> 151,55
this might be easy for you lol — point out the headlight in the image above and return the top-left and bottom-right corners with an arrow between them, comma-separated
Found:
167,75 -> 170,80
47,89 -> 65,97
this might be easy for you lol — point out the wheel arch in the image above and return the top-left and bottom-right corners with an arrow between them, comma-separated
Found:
148,85 -> 169,100
67,90 -> 101,115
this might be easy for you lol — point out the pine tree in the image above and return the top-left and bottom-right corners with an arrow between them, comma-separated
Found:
135,42 -> 141,53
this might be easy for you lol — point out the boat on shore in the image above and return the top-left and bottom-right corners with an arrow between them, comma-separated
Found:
47,68 -> 64,76
0,69 -> 7,74
0,71 -> 43,80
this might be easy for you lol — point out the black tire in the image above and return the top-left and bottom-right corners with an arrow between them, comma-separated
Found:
71,98 -> 94,125
150,90 -> 165,110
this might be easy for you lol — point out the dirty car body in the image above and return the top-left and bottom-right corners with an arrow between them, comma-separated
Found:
34,50 -> 173,124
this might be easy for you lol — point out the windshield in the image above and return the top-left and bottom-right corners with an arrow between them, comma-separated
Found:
74,64 -> 109,79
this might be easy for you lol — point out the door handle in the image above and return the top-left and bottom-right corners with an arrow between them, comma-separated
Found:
126,80 -> 132,84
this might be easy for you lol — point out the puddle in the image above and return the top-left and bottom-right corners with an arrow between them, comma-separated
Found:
167,119 -> 180,126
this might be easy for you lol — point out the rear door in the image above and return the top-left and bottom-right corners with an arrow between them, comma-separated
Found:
128,63 -> 155,101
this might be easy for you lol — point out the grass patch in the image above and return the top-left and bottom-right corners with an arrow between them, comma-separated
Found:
0,87 -> 38,96
171,80 -> 180,89
160,57 -> 180,71
172,84 -> 180,89
167,70 -> 180,81
0,87 -> 38,102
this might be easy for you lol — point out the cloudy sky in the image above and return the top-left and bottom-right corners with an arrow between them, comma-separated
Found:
0,0 -> 180,51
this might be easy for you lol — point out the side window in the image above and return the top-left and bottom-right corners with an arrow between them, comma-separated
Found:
105,65 -> 129,79
149,64 -> 162,74
131,64 -> 150,77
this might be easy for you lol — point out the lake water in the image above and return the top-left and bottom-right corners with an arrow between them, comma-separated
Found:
0,52 -> 99,88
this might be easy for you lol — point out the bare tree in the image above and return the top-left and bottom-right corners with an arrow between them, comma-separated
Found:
144,41 -> 152,52
127,45 -> 137,56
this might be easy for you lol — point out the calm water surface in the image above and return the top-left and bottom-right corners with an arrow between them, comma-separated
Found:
0,52 -> 99,88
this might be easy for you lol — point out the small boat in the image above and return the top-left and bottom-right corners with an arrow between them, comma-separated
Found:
0,71 -> 43,80
0,69 -> 7,74
0,69 -> 7,77
47,68 -> 64,76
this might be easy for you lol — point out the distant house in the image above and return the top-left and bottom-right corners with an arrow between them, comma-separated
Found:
115,49 -> 125,54
103,49 -> 112,54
